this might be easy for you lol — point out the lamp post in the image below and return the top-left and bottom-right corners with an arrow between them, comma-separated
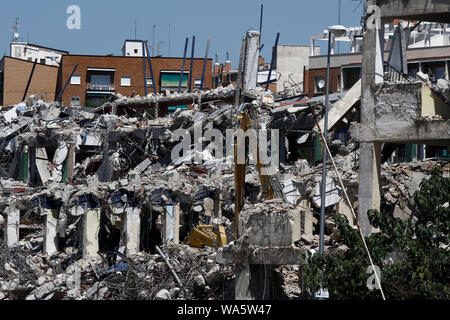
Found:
319,25 -> 346,255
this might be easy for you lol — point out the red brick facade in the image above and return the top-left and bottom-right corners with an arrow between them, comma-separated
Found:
304,67 -> 341,98
0,57 -> 58,106
59,55 -> 212,107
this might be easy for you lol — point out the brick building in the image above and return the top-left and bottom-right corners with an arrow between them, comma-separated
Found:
58,55 -> 213,107
0,56 -> 59,106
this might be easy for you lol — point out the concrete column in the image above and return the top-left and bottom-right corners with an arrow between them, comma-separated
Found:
120,206 -> 141,256
213,191 -> 223,222
235,258 -> 253,300
203,198 -> 214,225
358,2 -> 383,236
66,143 -> 75,180
81,198 -> 101,258
243,31 -> 260,91
445,60 -> 449,81
174,203 -> 180,245
6,204 -> 20,247
358,142 -> 382,236
302,210 -> 317,241
310,38 -> 316,57
42,208 -> 59,256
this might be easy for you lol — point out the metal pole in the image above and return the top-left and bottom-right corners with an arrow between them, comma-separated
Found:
259,4 -> 264,36
188,36 -> 196,92
142,41 -> 148,97
168,24 -> 171,57
22,59 -> 38,101
155,246 -> 184,289
319,32 -> 332,255
200,37 -> 211,90
265,33 -> 280,91
144,41 -> 157,94
152,24 -> 156,57
178,38 -> 189,93
56,64 -> 79,103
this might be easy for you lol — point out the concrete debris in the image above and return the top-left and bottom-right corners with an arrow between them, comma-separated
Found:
1,68 -> 448,301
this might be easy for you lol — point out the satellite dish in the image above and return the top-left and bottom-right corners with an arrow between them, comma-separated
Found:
14,32 -> 20,40
318,79 -> 325,89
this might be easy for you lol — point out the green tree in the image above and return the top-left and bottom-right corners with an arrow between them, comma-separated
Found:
303,166 -> 449,299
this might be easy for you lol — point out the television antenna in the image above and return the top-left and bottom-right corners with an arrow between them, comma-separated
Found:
11,17 -> 20,42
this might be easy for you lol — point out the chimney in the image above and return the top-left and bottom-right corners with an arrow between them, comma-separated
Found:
214,62 -> 220,75
225,60 -> 231,72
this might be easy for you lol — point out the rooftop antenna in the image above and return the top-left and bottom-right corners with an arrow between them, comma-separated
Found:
11,17 -> 20,42
259,4 -> 264,35
168,24 -> 171,57
157,41 -> 166,56
215,53 -> 219,64
152,24 -> 157,56
338,0 -> 341,53
226,50 -> 230,62
259,4 -> 264,50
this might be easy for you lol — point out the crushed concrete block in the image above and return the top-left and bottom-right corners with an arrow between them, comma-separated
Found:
205,266 -> 222,285
239,199 -> 301,247
155,289 -> 171,300
194,275 -> 206,288
170,287 -> 181,299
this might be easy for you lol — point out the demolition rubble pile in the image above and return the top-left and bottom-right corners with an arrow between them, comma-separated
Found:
1,85 -> 449,300
0,242 -> 235,300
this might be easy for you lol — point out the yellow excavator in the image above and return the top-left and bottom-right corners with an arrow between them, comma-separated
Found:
234,104 -> 285,235
187,103 -> 284,247
186,225 -> 227,248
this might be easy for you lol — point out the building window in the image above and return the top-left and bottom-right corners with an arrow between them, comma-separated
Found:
194,78 -> 202,88
70,97 -> 81,107
147,77 -> 153,87
315,76 -> 325,93
134,49 -> 138,54
121,76 -> 131,87
14,47 -> 21,58
40,58 -> 46,64
71,75 -> 81,85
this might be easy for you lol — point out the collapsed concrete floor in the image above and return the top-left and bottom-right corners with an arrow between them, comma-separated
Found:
0,86 -> 449,300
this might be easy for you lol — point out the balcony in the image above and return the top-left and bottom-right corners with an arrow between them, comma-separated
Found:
87,84 -> 115,92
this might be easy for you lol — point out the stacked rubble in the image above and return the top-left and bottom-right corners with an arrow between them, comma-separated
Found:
0,242 -> 235,300
1,85 -> 449,300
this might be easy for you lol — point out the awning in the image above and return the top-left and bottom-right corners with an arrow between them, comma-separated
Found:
87,68 -> 116,72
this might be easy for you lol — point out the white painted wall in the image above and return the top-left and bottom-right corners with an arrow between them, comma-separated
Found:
276,45 -> 320,93
122,40 -> 148,57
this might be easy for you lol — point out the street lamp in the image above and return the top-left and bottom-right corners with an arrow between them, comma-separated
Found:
319,25 -> 346,255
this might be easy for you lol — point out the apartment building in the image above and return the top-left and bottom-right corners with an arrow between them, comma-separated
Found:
58,54 -> 212,108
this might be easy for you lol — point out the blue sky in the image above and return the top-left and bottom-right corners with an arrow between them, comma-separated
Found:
0,0 -> 365,67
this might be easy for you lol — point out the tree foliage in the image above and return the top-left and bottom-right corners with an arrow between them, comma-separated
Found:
303,166 -> 449,299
